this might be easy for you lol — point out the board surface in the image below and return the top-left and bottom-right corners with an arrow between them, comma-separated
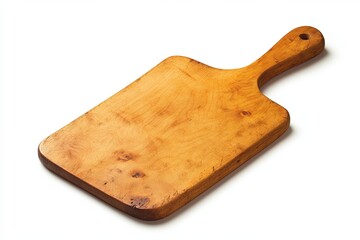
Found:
38,26 -> 324,220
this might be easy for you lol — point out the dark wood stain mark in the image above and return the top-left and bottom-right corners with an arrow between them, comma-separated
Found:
236,110 -> 252,119
113,150 -> 136,161
174,65 -> 198,81
130,197 -> 150,209
241,111 -> 252,116
131,170 -> 145,178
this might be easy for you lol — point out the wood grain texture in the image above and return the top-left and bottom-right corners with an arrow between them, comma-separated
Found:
38,26 -> 325,220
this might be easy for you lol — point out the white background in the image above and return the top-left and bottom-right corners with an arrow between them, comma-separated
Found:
1,0 -> 360,239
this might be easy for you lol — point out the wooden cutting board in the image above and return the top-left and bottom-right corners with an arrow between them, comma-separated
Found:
38,26 -> 325,220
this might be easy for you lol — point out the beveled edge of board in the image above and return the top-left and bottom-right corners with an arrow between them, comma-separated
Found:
38,111 -> 290,221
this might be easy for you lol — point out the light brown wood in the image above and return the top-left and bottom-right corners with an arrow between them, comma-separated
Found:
38,26 -> 325,220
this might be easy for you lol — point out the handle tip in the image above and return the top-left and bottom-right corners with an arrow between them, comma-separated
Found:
253,26 -> 325,88
289,26 -> 325,56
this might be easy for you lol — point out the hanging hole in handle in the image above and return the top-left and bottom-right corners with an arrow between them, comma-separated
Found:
299,33 -> 309,40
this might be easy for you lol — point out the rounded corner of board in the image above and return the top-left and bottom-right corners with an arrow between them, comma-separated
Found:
124,205 -> 172,222
283,108 -> 291,125
37,144 -> 52,169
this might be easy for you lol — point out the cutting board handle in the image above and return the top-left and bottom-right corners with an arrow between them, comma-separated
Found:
251,26 -> 325,87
